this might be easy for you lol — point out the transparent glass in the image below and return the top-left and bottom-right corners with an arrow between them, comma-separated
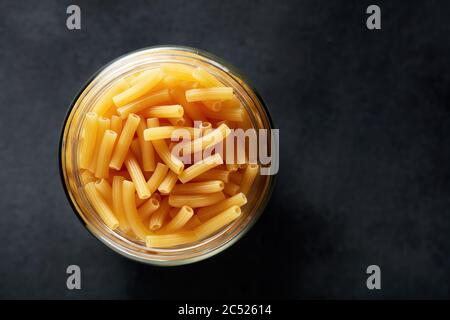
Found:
59,46 -> 276,265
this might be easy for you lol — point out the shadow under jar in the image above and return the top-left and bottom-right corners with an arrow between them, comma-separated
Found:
59,46 -> 276,265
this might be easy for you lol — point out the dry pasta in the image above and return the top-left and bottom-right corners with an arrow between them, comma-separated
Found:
168,192 -> 225,208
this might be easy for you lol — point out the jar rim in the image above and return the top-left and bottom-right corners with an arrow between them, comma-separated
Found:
59,45 -> 277,266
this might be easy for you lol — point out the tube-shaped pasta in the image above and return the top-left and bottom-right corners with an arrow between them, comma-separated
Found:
124,153 -> 151,199
109,113 -> 141,170
113,69 -> 163,107
110,115 -> 123,135
192,68 -> 223,88
95,130 -> 117,179
136,120 -> 156,172
170,87 -> 207,122
182,124 -> 231,155
223,182 -> 240,196
158,171 -> 178,194
147,162 -> 169,194
172,180 -> 224,195
141,104 -> 184,118
202,101 -> 222,112
168,192 -> 225,208
81,170 -> 95,184
200,121 -> 212,135
197,192 -> 247,221
130,138 -> 142,161
92,79 -> 129,116
201,105 -> 244,122
94,179 -> 113,204
240,164 -> 259,195
146,231 -> 197,248
111,176 -> 130,232
184,215 -> 202,230
191,168 -> 230,183
143,126 -> 195,141
84,182 -> 119,230
88,117 -> 110,173
161,63 -> 196,81
149,197 -> 170,231
80,112 -> 99,169
137,195 -> 160,219
152,139 -> 184,174
178,154 -> 223,183
185,87 -> 233,102
194,206 -> 241,240
122,180 -> 150,240
117,89 -> 171,119
158,206 -> 193,234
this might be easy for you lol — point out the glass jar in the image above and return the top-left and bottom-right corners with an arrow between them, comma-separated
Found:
59,46 -> 276,265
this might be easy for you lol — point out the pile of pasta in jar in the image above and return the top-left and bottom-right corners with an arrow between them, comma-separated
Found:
78,63 -> 259,248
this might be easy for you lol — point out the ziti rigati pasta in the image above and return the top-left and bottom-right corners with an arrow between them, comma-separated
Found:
77,63 -> 260,248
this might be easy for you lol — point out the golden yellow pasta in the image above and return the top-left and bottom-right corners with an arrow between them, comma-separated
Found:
141,104 -> 184,119
158,205 -> 193,234
94,179 -> 113,205
170,87 -> 207,122
124,153 -> 151,199
158,171 -> 178,194
194,205 -> 241,240
95,130 -> 117,179
136,120 -> 156,172
110,115 -> 123,135
113,69 -> 163,107
137,195 -> 160,219
172,180 -> 224,195
84,182 -> 119,230
191,168 -> 230,183
162,63 -> 197,81
201,105 -> 244,122
122,180 -> 150,240
92,79 -> 129,116
146,231 -> 197,248
147,162 -> 169,194
152,139 -> 184,174
143,126 -> 196,141
197,192 -> 247,221
111,176 -> 130,232
88,117 -> 110,173
149,197 -> 170,231
81,170 -> 96,184
192,68 -> 223,88
109,113 -> 141,170
79,112 -> 99,169
182,123 -> 231,155
223,181 -> 240,196
117,88 -> 171,118
184,215 -> 202,230
185,87 -> 233,102
178,154 -> 223,183
168,192 -> 225,208
240,164 -> 259,195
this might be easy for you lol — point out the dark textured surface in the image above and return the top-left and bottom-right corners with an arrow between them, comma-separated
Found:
0,0 -> 449,299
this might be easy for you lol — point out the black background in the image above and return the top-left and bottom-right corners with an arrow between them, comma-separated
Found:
0,0 -> 449,299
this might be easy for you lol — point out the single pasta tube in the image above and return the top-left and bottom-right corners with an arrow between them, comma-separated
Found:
201,105 -> 244,122
197,192 -> 247,221
191,168 -> 230,183
172,180 -> 224,195
95,130 -> 118,179
203,101 -> 222,112
146,231 -> 197,248
240,164 -> 259,195
152,139 -> 184,174
137,195 -> 160,219
92,79 -> 129,116
194,205 -> 241,240
111,176 -> 130,232
130,138 -> 142,161
141,104 -> 184,118
147,162 -> 169,194
170,87 -> 207,122
117,88 -> 171,118
192,68 -> 223,88
136,120 -> 156,172
183,215 -> 202,230
122,180 -> 150,240
178,154 -> 223,184
109,113 -> 141,170
88,117 -> 110,173
158,171 -> 178,194
94,179 -> 113,205
182,124 -> 231,155
158,206 -> 194,234
113,68 -> 163,107
79,112 -> 98,169
143,126 -> 195,141
124,153 -> 151,199
168,192 -> 225,208
149,197 -> 170,231
84,182 -> 119,230
223,181 -> 240,196
110,115 -> 123,135
185,87 -> 233,102
161,63 -> 196,81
